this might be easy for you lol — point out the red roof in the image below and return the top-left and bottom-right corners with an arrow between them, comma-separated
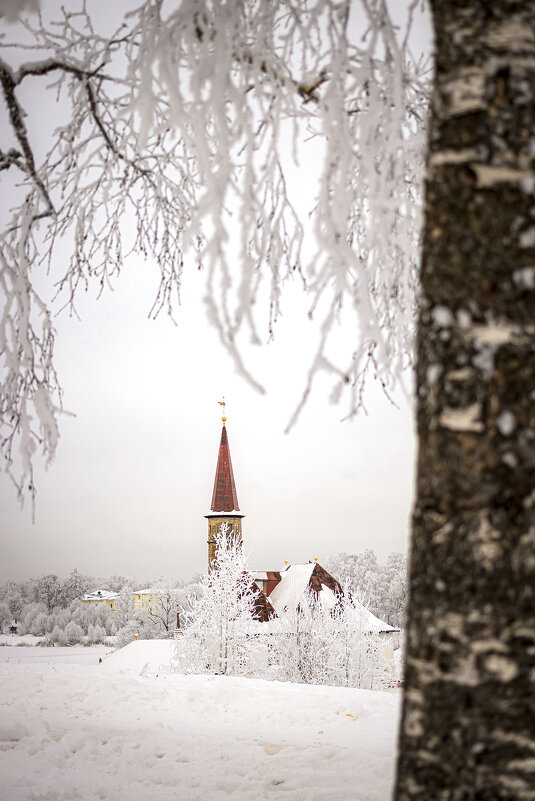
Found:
210,425 -> 240,512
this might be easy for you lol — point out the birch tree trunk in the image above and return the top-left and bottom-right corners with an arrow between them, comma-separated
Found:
395,2 -> 535,799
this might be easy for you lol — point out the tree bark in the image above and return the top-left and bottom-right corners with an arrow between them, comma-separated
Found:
395,2 -> 535,799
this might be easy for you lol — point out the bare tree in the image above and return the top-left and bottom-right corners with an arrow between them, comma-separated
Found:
143,580 -> 183,633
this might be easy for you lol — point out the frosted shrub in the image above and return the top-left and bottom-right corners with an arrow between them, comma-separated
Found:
115,613 -> 165,647
64,621 -> 84,645
0,602 -> 12,633
17,602 -> 45,634
86,623 -> 106,645
114,586 -> 137,628
29,612 -> 54,637
46,625 -> 68,646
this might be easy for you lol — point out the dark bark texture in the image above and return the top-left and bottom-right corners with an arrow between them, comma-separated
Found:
395,2 -> 535,799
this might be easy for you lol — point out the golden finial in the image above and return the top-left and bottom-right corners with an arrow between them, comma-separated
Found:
218,397 -> 226,423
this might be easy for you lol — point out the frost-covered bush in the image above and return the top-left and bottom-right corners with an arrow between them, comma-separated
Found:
86,624 -> 107,645
28,611 -> 54,637
64,621 -> 84,645
0,602 -> 13,633
46,625 -> 68,646
115,613 -> 168,648
175,531 -> 394,688
19,602 -> 47,635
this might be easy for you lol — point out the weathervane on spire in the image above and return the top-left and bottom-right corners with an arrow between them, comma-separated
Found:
218,397 -> 226,424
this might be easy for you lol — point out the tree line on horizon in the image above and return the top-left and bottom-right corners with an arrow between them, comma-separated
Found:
0,549 -> 408,643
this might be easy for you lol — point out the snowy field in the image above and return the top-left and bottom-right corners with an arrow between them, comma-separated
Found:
0,641 -> 401,801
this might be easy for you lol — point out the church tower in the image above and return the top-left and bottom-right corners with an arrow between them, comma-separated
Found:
205,404 -> 244,569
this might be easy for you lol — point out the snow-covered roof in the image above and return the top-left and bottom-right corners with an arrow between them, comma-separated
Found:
267,563 -> 398,633
250,571 -> 269,581
318,583 -> 338,611
268,564 -> 315,615
350,605 -> 398,634
134,588 -> 182,595
82,590 -> 119,602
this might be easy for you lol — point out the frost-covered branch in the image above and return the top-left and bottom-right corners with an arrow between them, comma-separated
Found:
0,0 -> 431,502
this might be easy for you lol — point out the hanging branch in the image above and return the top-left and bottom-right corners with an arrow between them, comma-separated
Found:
0,0 -> 431,504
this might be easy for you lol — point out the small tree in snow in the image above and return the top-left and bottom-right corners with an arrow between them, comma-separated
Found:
0,602 -> 12,633
64,620 -> 84,645
175,525 -> 257,676
329,587 -> 391,690
28,611 -> 53,637
86,623 -> 106,645
143,579 -> 184,633
46,624 -> 67,646
114,585 -> 136,629
264,583 -> 391,689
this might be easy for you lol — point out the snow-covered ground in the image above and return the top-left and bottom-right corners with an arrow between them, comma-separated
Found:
0,641 -> 401,801
0,634 -> 44,647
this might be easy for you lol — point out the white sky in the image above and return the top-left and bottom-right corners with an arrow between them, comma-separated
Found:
0,0 -> 429,584
0,253 -> 417,582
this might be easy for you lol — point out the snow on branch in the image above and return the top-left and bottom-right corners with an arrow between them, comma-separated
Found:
0,0 -> 431,502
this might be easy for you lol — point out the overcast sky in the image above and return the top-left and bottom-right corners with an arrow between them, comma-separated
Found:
0,0 -> 428,585
1,256 -> 416,583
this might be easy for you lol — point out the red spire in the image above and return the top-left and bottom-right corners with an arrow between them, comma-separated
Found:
210,425 -> 240,512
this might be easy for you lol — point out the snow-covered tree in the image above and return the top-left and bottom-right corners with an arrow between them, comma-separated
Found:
46,624 -> 67,646
0,0 -> 429,502
86,622 -> 106,645
0,580 -> 26,619
64,619 -> 84,645
378,552 -> 408,628
61,569 -> 93,606
0,601 -> 12,632
260,580 -> 392,689
113,584 -> 137,629
27,610 -> 53,637
100,575 -> 131,594
324,549 -> 408,627
33,573 -> 65,613
324,549 -> 380,604
174,525 -> 258,675
19,601 -> 46,634
115,609 -> 168,647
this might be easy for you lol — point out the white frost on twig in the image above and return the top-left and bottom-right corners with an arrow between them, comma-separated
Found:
0,0 -> 431,500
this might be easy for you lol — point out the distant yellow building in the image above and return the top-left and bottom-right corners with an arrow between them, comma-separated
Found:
133,588 -> 181,612
133,589 -> 158,611
81,590 -> 119,611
